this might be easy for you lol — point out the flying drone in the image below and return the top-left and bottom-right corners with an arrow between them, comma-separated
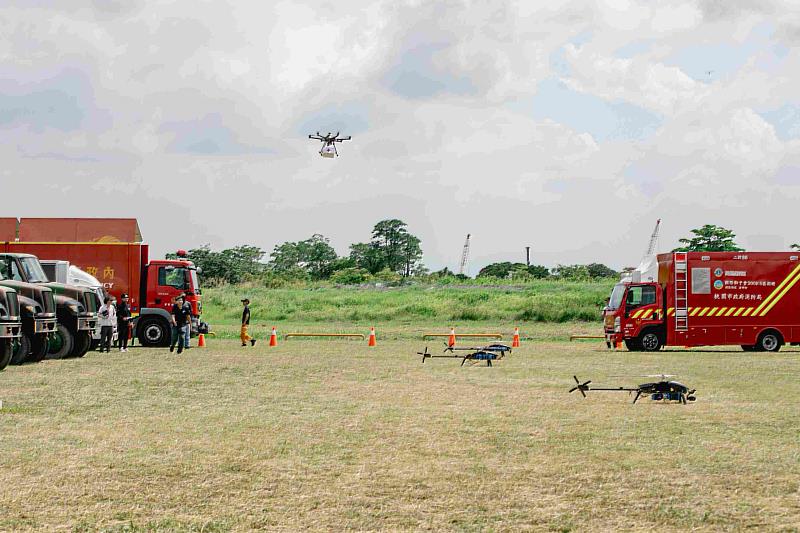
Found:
569,374 -> 697,404
308,131 -> 351,158
417,343 -> 512,367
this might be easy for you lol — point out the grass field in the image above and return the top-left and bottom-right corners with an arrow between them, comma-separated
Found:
1,324 -> 799,531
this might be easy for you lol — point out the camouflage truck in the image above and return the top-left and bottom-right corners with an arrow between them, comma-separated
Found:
0,284 -> 22,370
0,253 -> 97,358
0,270 -> 57,364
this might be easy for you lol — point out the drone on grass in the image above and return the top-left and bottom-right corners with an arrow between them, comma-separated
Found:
569,374 -> 697,404
308,131 -> 351,158
417,343 -> 512,367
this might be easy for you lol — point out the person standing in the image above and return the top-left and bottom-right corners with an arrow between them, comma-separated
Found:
182,292 -> 193,349
98,296 -> 116,353
240,298 -> 256,347
116,293 -> 132,352
169,295 -> 190,354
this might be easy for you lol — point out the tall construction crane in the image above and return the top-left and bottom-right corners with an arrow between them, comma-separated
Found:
643,219 -> 661,257
458,234 -> 471,275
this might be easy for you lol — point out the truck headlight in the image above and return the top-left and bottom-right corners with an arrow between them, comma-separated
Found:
614,317 -> 621,333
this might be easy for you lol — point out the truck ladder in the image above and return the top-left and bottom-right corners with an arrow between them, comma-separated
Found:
674,251 -> 688,331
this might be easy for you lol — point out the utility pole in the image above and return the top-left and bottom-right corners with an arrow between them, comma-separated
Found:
458,234 -> 471,275
525,246 -> 531,267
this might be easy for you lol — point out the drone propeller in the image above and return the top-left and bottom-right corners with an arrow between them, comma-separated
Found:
569,375 -> 591,397
417,346 -> 430,363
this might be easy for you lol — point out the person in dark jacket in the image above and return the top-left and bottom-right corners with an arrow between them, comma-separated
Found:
169,295 -> 191,354
116,293 -> 132,352
240,298 -> 256,347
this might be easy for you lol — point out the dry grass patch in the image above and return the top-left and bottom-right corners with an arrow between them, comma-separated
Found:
1,333 -> 799,531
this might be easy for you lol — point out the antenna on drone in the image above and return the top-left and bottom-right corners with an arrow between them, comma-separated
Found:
644,219 -> 661,257
458,234 -> 471,275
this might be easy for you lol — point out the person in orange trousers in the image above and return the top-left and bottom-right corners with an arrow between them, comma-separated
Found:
240,298 -> 256,347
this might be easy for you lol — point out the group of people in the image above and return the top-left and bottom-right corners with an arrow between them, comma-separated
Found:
97,293 -> 132,353
97,292 -> 256,354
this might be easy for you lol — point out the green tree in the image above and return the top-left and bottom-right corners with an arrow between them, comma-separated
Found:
477,262 -> 523,278
168,244 -> 266,284
400,234 -> 424,277
674,225 -> 743,252
552,264 -> 590,281
791,244 -> 800,251
268,234 -> 338,280
586,263 -> 617,279
527,264 -> 550,279
349,242 -> 385,274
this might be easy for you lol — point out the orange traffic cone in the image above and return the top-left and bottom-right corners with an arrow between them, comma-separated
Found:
269,326 -> 278,347
448,327 -> 456,347
368,327 -> 377,347
512,327 -> 520,347
198,333 -> 206,348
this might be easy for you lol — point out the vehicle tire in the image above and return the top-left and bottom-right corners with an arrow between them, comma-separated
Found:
624,339 -> 641,351
47,324 -> 74,359
741,345 -> 756,352
757,331 -> 782,353
28,334 -> 50,362
640,331 -> 662,352
0,340 -> 12,370
70,331 -> 92,358
10,333 -> 32,365
137,317 -> 170,347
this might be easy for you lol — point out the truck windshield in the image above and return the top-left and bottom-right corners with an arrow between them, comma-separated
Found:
19,257 -> 50,283
607,284 -> 626,310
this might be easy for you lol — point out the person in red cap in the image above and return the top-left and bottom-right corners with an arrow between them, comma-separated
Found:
116,293 -> 132,352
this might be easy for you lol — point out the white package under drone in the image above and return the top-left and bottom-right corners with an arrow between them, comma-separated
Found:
320,145 -> 336,158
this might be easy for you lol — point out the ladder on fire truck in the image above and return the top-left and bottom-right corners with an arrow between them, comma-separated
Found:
674,251 -> 689,331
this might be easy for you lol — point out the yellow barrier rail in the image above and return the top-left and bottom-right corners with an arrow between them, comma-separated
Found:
422,333 -> 503,340
284,333 -> 366,340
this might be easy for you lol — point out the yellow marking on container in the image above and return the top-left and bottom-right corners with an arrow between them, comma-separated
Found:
667,307 -> 675,316
754,263 -> 800,315
760,270 -> 800,316
708,307 -> 718,316
742,308 -> 753,317
690,308 -> 700,316
715,307 -> 727,317
725,307 -> 736,316
733,307 -> 746,316
698,307 -> 710,316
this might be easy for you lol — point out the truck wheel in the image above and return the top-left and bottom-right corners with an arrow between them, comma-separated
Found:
28,334 -> 50,362
0,340 -> 12,370
70,331 -> 92,358
624,339 -> 641,351
47,324 -> 74,359
137,317 -> 170,347
10,333 -> 32,365
640,332 -> 662,352
757,331 -> 782,353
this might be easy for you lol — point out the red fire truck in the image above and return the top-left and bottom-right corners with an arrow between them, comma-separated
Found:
604,251 -> 800,352
0,218 -> 208,347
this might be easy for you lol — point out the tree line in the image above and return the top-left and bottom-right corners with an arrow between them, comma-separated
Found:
173,223 -> 782,285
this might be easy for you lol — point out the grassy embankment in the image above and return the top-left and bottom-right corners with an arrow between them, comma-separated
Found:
202,279 -> 616,340
1,337 -> 798,530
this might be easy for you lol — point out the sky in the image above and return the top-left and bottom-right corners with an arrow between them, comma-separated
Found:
1,0 -> 799,275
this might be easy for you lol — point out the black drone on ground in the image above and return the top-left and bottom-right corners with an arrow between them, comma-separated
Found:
417,343 -> 512,367
569,375 -> 697,404
308,131 -> 351,158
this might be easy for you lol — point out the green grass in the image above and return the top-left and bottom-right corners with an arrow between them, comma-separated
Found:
202,280 -> 615,327
1,333 -> 799,530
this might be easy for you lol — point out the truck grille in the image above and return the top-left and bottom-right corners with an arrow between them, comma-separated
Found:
7,292 -> 19,318
43,291 -> 56,314
83,291 -> 98,313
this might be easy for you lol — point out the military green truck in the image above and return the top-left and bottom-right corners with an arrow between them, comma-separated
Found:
0,285 -> 22,370
0,253 -> 97,358
0,269 -> 57,365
